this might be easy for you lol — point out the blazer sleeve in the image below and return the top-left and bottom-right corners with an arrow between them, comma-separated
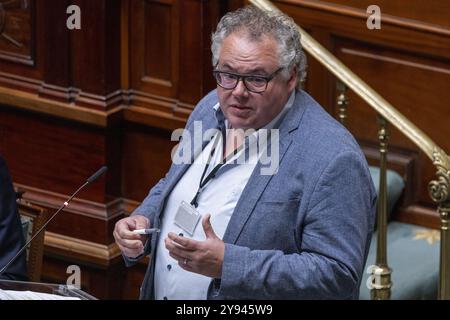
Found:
0,156 -> 28,281
215,151 -> 376,299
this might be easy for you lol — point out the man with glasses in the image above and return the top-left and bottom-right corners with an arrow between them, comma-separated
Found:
114,5 -> 376,299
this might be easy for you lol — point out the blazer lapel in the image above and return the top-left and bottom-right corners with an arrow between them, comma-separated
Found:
223,90 -> 307,244
156,108 -> 219,217
222,137 -> 293,244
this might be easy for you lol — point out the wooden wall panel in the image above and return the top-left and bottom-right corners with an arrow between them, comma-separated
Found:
39,0 -> 71,101
335,39 -> 450,213
0,0 -> 44,89
0,105 -> 124,298
0,108 -> 106,201
278,1 -> 450,59
0,0 -> 123,109
130,0 -> 178,98
277,0 -> 450,227
144,2 -> 175,90
178,0 -> 204,105
0,0 -> 34,63
70,0 -> 122,109
178,0 -> 221,106
122,123 -> 175,201
128,0 -> 223,121
302,28 -> 334,112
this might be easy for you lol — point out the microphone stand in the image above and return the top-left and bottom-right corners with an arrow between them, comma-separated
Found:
0,166 -> 108,277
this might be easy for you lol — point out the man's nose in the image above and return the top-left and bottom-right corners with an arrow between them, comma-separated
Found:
232,79 -> 249,97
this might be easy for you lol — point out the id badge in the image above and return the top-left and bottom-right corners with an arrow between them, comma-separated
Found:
173,201 -> 202,236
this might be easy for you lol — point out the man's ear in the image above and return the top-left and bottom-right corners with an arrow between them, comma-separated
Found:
287,67 -> 298,91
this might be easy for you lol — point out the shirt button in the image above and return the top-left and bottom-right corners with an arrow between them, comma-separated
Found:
178,233 -> 184,237
167,264 -> 172,271
163,297 -> 168,300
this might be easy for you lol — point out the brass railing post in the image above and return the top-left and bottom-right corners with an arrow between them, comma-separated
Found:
371,115 -> 392,300
336,80 -> 349,126
428,148 -> 450,299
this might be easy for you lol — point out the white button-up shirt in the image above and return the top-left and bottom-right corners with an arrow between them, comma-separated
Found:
154,91 -> 295,300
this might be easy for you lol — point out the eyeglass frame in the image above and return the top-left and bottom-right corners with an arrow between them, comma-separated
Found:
212,67 -> 284,93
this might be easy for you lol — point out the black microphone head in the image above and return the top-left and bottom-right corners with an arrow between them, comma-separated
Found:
86,166 -> 108,184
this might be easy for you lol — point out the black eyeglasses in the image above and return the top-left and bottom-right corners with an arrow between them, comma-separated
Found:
213,67 -> 283,93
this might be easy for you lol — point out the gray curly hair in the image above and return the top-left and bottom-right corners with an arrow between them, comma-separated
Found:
211,5 -> 307,88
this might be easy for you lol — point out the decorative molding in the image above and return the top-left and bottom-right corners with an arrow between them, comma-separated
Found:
124,90 -> 192,129
0,85 -> 123,127
130,89 -> 183,111
74,89 -> 124,111
141,76 -> 173,89
0,82 -> 192,130
45,232 -> 122,262
14,183 -> 125,220
124,105 -> 187,130
0,70 -> 40,91
38,83 -> 78,103
0,51 -> 33,65
14,182 -> 147,220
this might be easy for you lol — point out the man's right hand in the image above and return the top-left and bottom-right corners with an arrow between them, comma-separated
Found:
113,215 -> 150,258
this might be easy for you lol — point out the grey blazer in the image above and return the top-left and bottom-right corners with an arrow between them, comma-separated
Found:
127,89 -> 377,300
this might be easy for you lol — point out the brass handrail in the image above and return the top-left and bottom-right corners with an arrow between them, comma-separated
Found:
250,0 -> 437,159
250,0 -> 450,299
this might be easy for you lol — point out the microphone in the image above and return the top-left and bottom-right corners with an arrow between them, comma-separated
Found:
86,166 -> 107,184
0,166 -> 108,277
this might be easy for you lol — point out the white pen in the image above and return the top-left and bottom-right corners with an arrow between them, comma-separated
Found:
132,228 -> 160,235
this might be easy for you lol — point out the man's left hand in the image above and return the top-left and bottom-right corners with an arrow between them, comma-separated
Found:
165,214 -> 224,278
